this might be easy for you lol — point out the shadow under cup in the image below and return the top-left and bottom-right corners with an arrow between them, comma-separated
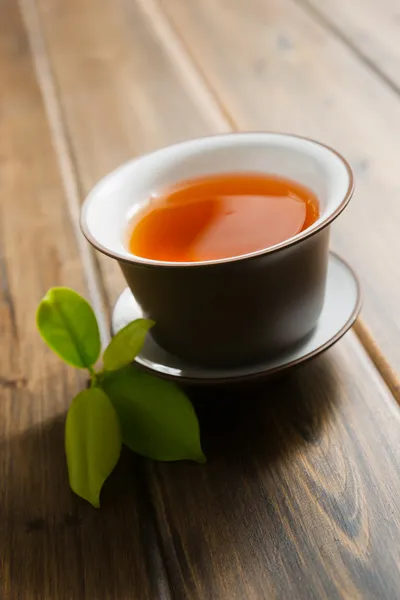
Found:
81,133 -> 353,367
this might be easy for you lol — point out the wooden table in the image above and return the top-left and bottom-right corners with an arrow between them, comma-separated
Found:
2,0 -> 400,597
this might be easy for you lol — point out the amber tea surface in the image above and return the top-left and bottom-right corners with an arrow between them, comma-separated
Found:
128,173 -> 320,262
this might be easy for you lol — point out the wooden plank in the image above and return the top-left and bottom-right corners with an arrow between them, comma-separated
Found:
32,0 -> 400,598
0,1 -> 170,598
149,336 -> 400,599
299,0 -> 400,92
34,0 -> 223,308
156,0 -> 400,378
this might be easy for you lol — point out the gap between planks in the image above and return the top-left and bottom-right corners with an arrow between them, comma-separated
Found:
18,0 -> 400,406
293,0 -> 400,101
137,0 -> 400,405
18,0 -> 111,347
16,4 -> 177,598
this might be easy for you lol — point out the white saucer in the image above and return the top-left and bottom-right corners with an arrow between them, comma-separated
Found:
112,253 -> 361,385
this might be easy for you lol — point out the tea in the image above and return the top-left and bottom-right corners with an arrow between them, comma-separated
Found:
128,173 -> 319,262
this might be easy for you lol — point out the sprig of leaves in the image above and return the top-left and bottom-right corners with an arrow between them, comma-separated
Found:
37,288 -> 205,508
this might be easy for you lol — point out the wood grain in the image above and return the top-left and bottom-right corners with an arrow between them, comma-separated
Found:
0,1 -> 170,598
22,0 -> 400,597
31,0 -> 400,597
157,0 -> 400,378
34,0 -> 222,308
149,336 -> 400,599
299,0 -> 400,92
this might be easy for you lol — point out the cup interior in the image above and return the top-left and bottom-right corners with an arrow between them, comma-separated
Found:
81,133 -> 353,266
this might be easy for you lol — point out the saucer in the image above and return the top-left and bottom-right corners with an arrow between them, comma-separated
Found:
111,252 -> 361,385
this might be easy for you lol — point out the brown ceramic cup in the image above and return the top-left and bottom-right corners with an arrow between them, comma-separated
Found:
81,133 -> 353,367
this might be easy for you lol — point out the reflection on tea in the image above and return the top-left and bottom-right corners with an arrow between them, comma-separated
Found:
128,173 -> 319,262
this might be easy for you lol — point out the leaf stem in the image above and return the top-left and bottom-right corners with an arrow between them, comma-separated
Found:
88,366 -> 98,387
89,368 -> 106,388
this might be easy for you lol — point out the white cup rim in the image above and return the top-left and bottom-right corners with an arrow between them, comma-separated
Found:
80,132 -> 354,268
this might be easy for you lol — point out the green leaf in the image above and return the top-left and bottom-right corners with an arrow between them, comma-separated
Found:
102,366 -> 206,463
102,319 -> 154,372
37,287 -> 101,369
65,387 -> 122,507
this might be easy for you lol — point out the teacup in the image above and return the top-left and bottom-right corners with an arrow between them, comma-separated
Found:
81,133 -> 353,367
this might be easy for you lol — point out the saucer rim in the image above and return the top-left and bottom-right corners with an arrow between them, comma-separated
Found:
112,252 -> 362,385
